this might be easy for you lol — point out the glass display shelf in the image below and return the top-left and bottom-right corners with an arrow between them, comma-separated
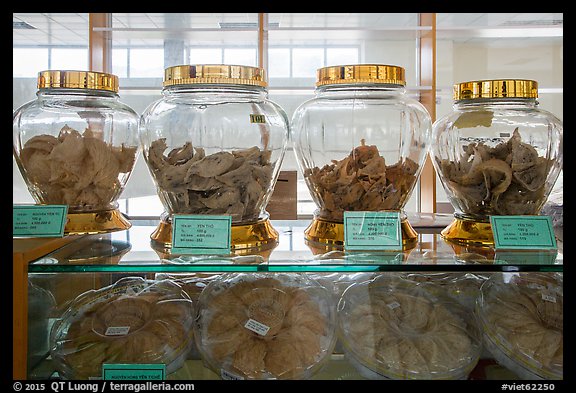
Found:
26,214 -> 562,273
28,351 -> 521,381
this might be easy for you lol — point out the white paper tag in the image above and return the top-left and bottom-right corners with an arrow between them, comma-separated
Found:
105,326 -> 131,336
541,293 -> 557,303
244,318 -> 270,336
387,301 -> 401,310
221,369 -> 244,380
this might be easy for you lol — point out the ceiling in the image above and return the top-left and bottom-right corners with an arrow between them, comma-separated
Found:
13,13 -> 563,47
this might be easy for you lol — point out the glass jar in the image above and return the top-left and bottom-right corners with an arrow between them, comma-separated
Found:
431,79 -> 563,246
139,64 -> 289,251
291,64 -> 432,250
13,70 -> 140,234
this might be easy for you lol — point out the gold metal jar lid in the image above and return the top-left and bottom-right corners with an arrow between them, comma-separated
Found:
316,64 -> 406,87
37,70 -> 119,92
454,79 -> 538,101
163,64 -> 267,87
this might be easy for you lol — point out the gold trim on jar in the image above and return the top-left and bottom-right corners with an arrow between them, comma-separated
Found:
163,64 -> 267,87
316,64 -> 406,87
454,79 -> 538,101
37,70 -> 119,93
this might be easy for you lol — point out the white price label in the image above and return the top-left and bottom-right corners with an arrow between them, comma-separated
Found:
221,369 -> 244,380
105,326 -> 131,336
387,302 -> 401,310
541,293 -> 557,303
244,318 -> 270,336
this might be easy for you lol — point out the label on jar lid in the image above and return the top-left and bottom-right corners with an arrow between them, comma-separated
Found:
13,204 -> 68,238
490,215 -> 557,250
344,211 -> 402,251
102,364 -> 166,380
172,214 -> 232,255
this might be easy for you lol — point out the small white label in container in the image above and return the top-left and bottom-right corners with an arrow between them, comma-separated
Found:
387,302 -> 401,310
244,318 -> 270,336
105,326 -> 131,336
221,369 -> 245,380
541,293 -> 557,303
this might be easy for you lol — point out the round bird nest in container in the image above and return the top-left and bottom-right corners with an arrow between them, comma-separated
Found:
193,273 -> 337,379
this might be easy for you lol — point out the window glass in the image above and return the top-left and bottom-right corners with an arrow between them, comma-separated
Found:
13,48 -> 48,77
326,47 -> 359,66
189,48 -> 223,64
129,48 -> 164,77
50,48 -> 88,71
292,48 -> 324,77
268,48 -> 290,77
112,48 -> 128,77
223,48 -> 257,66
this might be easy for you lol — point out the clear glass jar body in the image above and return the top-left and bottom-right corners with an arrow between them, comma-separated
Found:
139,84 -> 289,225
431,98 -> 563,222
13,88 -> 140,214
292,84 -> 432,223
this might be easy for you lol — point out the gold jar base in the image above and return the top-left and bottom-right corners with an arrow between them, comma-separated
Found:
64,209 -> 131,235
304,215 -> 419,253
150,215 -> 279,252
440,216 -> 495,248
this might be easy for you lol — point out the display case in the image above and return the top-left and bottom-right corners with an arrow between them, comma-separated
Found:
14,215 -> 563,381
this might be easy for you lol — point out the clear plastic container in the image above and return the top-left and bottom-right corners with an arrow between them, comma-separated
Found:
291,64 -> 432,250
402,272 -> 490,312
193,272 -> 337,380
13,70 -> 140,234
475,272 -> 563,380
431,79 -> 563,246
337,274 -> 482,380
139,64 -> 289,250
28,280 -> 56,370
50,277 -> 195,379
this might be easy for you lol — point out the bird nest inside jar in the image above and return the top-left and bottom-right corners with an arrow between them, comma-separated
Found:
18,125 -> 137,211
147,138 -> 274,223
435,128 -> 554,217
304,139 -> 419,222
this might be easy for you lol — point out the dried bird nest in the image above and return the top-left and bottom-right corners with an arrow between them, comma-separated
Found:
193,273 -> 337,379
146,139 -> 274,223
18,125 -> 137,211
338,276 -> 481,380
50,277 -> 194,379
435,128 -> 554,216
476,273 -> 563,380
305,139 -> 419,222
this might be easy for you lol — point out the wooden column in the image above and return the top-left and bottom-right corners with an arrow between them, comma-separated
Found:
418,13 -> 437,214
89,13 -> 112,73
258,13 -> 269,73
13,237 -> 78,379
